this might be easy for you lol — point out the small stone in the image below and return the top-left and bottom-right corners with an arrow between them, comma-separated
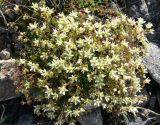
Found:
128,117 -> 147,125
149,96 -> 157,109
0,36 -> 6,51
77,107 -> 103,125
0,49 -> 11,60
0,59 -> 21,102
15,0 -> 22,4
5,9 -> 16,20
16,114 -> 33,125
127,0 -> 149,20
143,43 -> 160,86
0,75 -> 17,101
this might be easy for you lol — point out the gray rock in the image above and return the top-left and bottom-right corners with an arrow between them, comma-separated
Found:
16,114 -> 33,125
128,117 -> 147,125
0,36 -> 6,51
125,0 -> 160,24
125,0 -> 149,20
0,59 -> 20,102
15,0 -> 22,4
5,9 -> 16,20
147,0 -> 160,24
143,43 -> 160,85
0,49 -> 11,60
149,96 -> 157,109
0,75 -> 17,101
77,107 -> 103,125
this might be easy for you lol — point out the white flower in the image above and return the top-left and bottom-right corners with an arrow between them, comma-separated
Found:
58,13 -> 65,18
143,78 -> 151,84
28,22 -> 38,30
84,49 -> 93,59
87,15 -> 94,21
24,81 -> 30,89
48,58 -> 65,69
94,99 -> 101,106
81,65 -> 89,73
28,61 -> 39,72
77,38 -> 85,47
40,5 -> 48,12
79,27 -> 85,33
69,96 -> 81,105
48,8 -> 54,15
56,38 -> 63,46
41,23 -> 47,30
33,39 -> 40,46
40,5 -> 53,15
31,3 -> 38,10
65,64 -> 75,73
69,11 -> 78,18
69,75 -> 77,82
40,69 -> 48,77
59,86 -> 68,95
87,74 -> 92,82
84,8 -> 90,14
45,85 -> 53,98
102,103 -> 107,109
113,88 -> 117,92
40,52 -> 48,60
19,59 -> 26,65
23,14 -> 29,20
128,18 -> 136,25
53,29 -> 58,36
121,40 -> 129,47
76,59 -> 82,64
138,17 -> 145,24
146,22 -> 153,29
14,5 -> 19,12
121,14 -> 127,22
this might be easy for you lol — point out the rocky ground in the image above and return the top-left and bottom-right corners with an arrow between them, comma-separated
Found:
1,0 -> 160,125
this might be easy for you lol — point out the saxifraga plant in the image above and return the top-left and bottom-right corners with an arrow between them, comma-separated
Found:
14,2 -> 153,125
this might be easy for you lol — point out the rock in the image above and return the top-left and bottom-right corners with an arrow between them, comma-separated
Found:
0,49 -> 11,60
146,0 -> 160,24
0,40 -> 4,52
0,75 -> 17,101
125,0 -> 149,20
143,43 -> 160,86
15,114 -> 33,125
128,117 -> 148,125
77,107 -> 103,125
149,96 -> 157,109
0,59 -> 20,102
125,0 -> 160,24
0,35 -> 6,51
15,0 -> 22,4
5,9 -> 16,20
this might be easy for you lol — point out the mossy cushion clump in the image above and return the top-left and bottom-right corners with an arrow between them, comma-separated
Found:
16,3 -> 153,125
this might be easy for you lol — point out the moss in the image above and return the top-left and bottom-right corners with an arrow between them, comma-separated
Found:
11,1 -> 154,125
